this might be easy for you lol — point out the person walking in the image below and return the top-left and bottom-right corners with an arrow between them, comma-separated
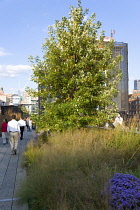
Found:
26,117 -> 29,131
7,115 -> 20,155
18,117 -> 26,140
113,114 -> 123,128
1,119 -> 8,145
28,117 -> 32,131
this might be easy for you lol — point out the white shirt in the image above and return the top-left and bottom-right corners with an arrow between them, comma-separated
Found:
18,119 -> 26,127
28,120 -> 32,126
7,119 -> 20,133
113,116 -> 123,127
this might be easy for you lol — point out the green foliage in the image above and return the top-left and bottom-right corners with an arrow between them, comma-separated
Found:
21,141 -> 43,169
29,1 -> 122,131
21,106 -> 29,116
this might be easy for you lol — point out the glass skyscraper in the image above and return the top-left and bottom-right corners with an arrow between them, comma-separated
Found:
134,80 -> 140,91
113,41 -> 129,113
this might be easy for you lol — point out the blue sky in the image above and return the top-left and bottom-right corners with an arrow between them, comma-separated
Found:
0,0 -> 139,94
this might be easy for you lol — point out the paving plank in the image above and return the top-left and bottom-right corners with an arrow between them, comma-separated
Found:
0,200 -> 12,210
0,130 -> 36,210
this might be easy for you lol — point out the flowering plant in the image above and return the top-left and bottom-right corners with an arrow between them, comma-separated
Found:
104,173 -> 140,210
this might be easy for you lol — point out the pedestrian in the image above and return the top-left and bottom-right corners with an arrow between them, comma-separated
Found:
113,114 -> 123,128
26,117 -> 29,131
7,115 -> 20,155
1,119 -> 8,145
28,117 -> 32,131
18,117 -> 26,140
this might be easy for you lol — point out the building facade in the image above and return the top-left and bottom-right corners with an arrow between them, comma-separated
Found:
113,41 -> 129,113
21,91 -> 38,114
129,81 -> 140,118
134,80 -> 140,91
129,92 -> 140,118
0,87 -> 4,95
12,94 -> 21,105
0,95 -> 10,106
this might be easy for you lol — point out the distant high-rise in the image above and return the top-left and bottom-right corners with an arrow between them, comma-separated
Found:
104,38 -> 129,113
134,80 -> 140,91
113,41 -> 129,113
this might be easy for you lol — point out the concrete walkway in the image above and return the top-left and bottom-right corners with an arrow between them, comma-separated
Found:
0,129 -> 36,210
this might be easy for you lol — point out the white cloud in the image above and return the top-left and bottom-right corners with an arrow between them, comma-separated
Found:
0,64 -> 32,77
0,48 -> 12,56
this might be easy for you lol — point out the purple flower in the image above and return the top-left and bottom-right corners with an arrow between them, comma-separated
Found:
103,173 -> 140,209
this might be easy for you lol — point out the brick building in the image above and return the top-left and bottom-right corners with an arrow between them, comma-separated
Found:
129,92 -> 140,118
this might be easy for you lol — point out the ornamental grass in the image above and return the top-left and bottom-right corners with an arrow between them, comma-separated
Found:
17,127 -> 140,209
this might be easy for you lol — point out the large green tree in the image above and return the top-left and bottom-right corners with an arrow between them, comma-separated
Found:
29,0 -> 122,131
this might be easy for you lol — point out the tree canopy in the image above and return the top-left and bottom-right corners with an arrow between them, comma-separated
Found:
28,0 -> 122,131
